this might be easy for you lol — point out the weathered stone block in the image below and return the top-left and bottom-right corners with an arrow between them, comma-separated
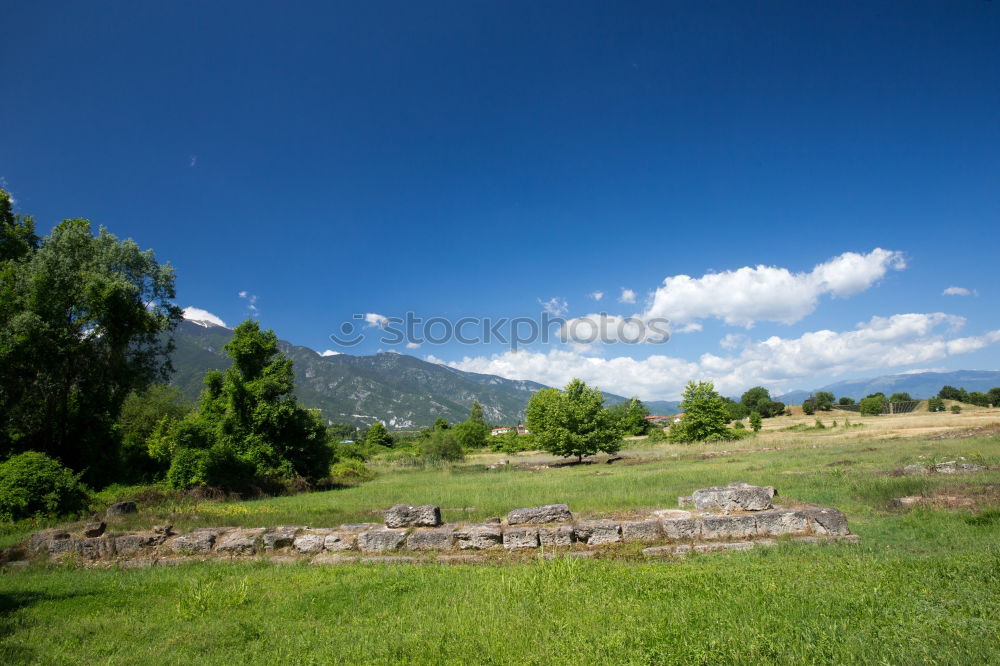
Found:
216,528 -> 265,554
293,530 -> 331,554
902,464 -> 928,475
800,508 -> 850,536
384,504 -> 442,528
77,536 -> 116,559
324,532 -> 357,552
106,501 -> 138,517
574,520 -> 621,545
506,504 -> 573,525
114,534 -> 165,555
754,509 -> 809,537
262,526 -> 303,551
28,529 -> 70,554
503,527 -> 540,550
538,525 -> 575,547
660,518 -> 701,541
171,528 -> 224,553
693,483 -> 776,512
621,520 -> 662,543
693,541 -> 762,553
82,522 -> 106,538
406,528 -> 454,551
700,514 -> 757,540
358,527 -> 408,552
454,525 -> 503,550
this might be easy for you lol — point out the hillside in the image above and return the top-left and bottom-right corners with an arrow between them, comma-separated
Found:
169,320 -> 680,428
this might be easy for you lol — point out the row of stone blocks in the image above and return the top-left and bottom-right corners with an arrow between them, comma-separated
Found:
28,507 -> 851,560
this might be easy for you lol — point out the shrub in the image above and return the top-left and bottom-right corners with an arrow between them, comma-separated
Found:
801,400 -> 816,416
329,459 -> 374,484
0,452 -> 89,522
951,404 -> 962,414
419,430 -> 465,462
749,412 -> 762,432
646,427 -> 669,442
859,396 -> 886,416
927,397 -> 945,412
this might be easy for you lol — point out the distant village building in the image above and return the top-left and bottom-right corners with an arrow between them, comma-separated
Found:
645,414 -> 683,425
490,424 -> 531,436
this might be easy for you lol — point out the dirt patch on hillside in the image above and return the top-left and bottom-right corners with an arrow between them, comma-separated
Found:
928,424 -> 1000,440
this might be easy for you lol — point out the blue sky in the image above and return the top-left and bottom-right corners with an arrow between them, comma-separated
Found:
3,1 -> 998,400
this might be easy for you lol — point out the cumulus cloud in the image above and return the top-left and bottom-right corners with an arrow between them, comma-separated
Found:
538,297 -> 569,316
364,313 -> 389,328
590,291 -> 605,301
618,288 -> 637,304
642,248 -> 905,328
558,313 -> 669,345
182,307 -> 227,328
444,312 -> 998,400
405,342 -> 421,349
238,291 -> 259,316
320,349 -> 341,356
942,286 -> 976,297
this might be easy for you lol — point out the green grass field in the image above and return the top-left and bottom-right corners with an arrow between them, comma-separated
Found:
2,420 -> 999,664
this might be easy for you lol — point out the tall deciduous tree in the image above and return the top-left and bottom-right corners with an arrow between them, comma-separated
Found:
526,378 -> 621,462
0,206 -> 181,486
671,381 -> 730,442
608,397 -> 650,436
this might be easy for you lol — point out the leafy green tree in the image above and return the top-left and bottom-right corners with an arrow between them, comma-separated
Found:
814,392 -> 835,411
927,397 -> 945,412
155,320 -> 332,489
838,396 -> 855,406
801,399 -> 816,416
988,388 -> 1000,407
0,189 -> 39,262
365,422 -> 394,449
966,392 -> 990,407
433,417 -> 450,431
608,397 -> 650,436
419,429 -> 464,462
117,385 -> 192,482
889,392 -> 912,403
452,420 -> 488,449
327,423 -> 357,442
859,395 -> 886,416
526,379 -> 621,462
468,401 -> 486,426
740,386 -> 784,417
671,381 -> 730,442
938,385 -> 966,401
0,451 -> 89,522
722,397 -> 749,422
749,412 -> 762,433
0,215 -> 181,486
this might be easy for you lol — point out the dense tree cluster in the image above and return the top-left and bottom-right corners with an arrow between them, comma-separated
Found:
526,379 -> 622,461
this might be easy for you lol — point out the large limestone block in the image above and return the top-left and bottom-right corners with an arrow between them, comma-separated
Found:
506,504 -> 573,525
406,528 -> 455,551
293,530 -> 333,554
358,527 -> 408,552
384,504 -> 442,528
574,520 -> 621,545
538,526 -> 575,547
28,529 -> 70,554
800,508 -> 850,536
216,528 -> 266,554
324,532 -> 358,552
503,527 -> 540,550
621,520 -> 663,543
262,526 -> 305,551
660,518 -> 701,541
77,536 -> 116,559
700,515 -> 757,540
454,525 -> 503,550
754,510 -> 809,537
692,483 -> 776,512
115,534 -> 166,556
170,528 -> 225,553
106,501 -> 138,518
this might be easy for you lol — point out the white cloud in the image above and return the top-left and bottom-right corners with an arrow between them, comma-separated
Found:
942,286 -> 976,297
190,155 -> 198,167
320,349 -> 341,357
590,291 -> 605,301
559,313 -> 669,345
405,342 -> 421,349
364,313 -> 389,328
618,288 -> 637,304
538,297 -> 569,316
444,312 -> 998,400
643,248 -> 905,328
238,291 -> 259,316
182,307 -> 227,328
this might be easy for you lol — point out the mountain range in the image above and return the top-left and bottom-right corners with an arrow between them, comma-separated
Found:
775,370 -> 1000,405
170,319 -> 680,429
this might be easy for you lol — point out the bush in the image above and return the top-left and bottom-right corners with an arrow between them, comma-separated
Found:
951,404 -> 962,414
0,452 -> 89,522
329,459 -> 374,484
419,430 -> 465,463
801,400 -> 816,416
749,412 -> 762,433
927,397 -> 945,412
646,427 -> 668,442
859,396 -> 886,416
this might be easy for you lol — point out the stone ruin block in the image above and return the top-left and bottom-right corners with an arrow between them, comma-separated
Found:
700,514 -> 757,541
693,483 -> 776,512
115,534 -> 167,556
324,531 -> 358,552
754,509 -> 809,537
170,528 -> 226,553
406,528 -> 455,551
28,529 -> 70,555
216,528 -> 266,554
262,526 -> 304,551
454,524 -> 503,550
902,464 -> 928,475
503,527 -> 540,550
384,504 -> 442,528
357,527 -> 408,552
621,520 -> 663,543
574,520 -> 621,546
799,508 -> 850,536
106,501 -> 138,518
506,504 -> 573,525
82,522 -> 106,538
293,530 -> 332,554
538,525 -> 575,547
660,518 -> 701,542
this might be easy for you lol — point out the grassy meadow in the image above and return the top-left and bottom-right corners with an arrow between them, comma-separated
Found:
2,408 -> 1000,664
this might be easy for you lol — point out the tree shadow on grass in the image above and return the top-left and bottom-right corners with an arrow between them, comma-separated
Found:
0,589 -> 96,663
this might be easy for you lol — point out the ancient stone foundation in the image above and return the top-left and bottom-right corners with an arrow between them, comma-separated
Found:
19,483 -> 858,567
